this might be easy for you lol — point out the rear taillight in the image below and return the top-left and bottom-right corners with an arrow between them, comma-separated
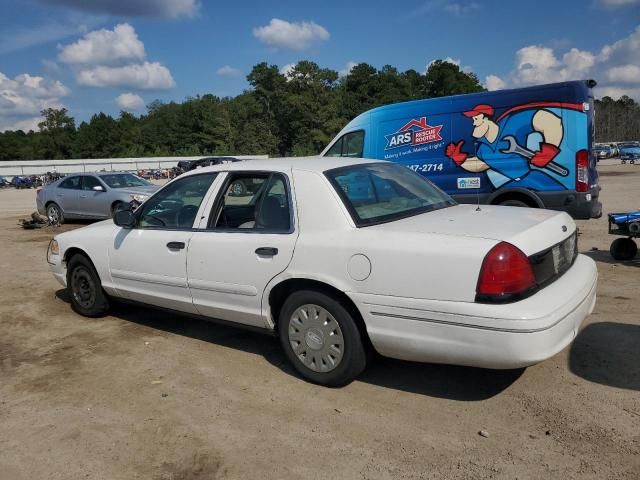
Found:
576,149 -> 589,193
476,242 -> 536,302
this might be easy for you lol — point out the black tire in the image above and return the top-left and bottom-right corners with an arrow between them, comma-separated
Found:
46,202 -> 64,224
278,290 -> 367,387
67,254 -> 110,317
499,199 -> 530,207
610,238 -> 638,261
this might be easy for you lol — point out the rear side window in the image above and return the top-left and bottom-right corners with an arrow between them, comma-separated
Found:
59,176 -> 81,190
325,131 -> 364,158
210,173 -> 291,232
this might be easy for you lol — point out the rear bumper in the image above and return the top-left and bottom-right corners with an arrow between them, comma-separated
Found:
537,187 -> 602,219
349,254 -> 597,369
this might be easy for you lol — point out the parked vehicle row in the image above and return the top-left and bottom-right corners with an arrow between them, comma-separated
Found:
47,157 -> 597,387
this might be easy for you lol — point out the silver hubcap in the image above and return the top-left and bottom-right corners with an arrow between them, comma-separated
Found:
288,304 -> 344,373
47,206 -> 59,223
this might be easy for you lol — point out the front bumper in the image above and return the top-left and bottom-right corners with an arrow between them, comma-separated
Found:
349,254 -> 597,369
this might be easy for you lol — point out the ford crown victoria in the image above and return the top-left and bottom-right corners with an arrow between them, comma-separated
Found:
47,157 -> 597,386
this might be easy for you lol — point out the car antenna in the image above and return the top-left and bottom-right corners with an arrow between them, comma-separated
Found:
475,190 -> 481,211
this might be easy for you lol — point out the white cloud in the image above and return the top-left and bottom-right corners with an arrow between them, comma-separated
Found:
216,65 -> 242,77
0,117 -> 42,133
0,72 -> 69,117
0,71 -> 70,132
338,61 -> 358,77
606,64 -> 640,83
486,25 -> 640,100
58,23 -> 145,66
485,74 -> 506,91
39,0 -> 199,18
116,92 -> 144,111
253,18 -> 329,51
407,0 -> 480,18
77,62 -> 175,89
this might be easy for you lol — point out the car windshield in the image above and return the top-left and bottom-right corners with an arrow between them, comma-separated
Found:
99,173 -> 151,188
326,163 -> 456,226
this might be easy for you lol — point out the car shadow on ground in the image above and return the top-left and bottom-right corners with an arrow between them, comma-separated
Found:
583,249 -> 640,266
569,322 -> 640,391
56,290 -> 524,400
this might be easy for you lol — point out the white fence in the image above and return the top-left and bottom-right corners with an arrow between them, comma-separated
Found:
0,155 -> 268,178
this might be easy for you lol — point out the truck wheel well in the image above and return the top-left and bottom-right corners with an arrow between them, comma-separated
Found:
269,278 -> 371,346
491,191 -> 539,208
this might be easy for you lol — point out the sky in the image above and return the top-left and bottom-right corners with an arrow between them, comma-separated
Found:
0,0 -> 639,131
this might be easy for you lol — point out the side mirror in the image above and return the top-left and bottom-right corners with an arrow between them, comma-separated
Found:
92,185 -> 105,192
114,209 -> 136,228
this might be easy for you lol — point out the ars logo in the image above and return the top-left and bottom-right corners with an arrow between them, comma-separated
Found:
384,117 -> 443,150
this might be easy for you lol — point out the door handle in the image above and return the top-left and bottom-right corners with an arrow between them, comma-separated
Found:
255,247 -> 278,256
167,241 -> 186,250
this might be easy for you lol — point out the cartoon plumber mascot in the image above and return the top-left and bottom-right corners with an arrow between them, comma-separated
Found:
446,103 -> 569,190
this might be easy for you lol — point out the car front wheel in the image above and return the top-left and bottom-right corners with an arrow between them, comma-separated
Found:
278,290 -> 367,387
67,255 -> 110,317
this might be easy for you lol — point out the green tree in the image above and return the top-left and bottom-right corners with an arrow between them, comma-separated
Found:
37,108 -> 76,159
424,60 -> 485,98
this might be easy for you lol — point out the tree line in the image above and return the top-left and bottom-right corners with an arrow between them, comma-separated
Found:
0,59 -> 637,161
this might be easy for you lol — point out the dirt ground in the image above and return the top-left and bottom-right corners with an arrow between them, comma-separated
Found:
0,162 -> 639,480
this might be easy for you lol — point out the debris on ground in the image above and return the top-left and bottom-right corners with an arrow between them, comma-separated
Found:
479,430 -> 490,438
19,212 -> 55,229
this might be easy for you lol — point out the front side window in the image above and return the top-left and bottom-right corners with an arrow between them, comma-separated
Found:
138,173 -> 217,229
326,163 -> 455,226
211,173 -> 291,232
59,176 -> 81,190
100,173 -> 151,189
324,131 -> 364,158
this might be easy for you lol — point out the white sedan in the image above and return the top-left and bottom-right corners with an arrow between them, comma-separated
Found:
47,157 -> 597,386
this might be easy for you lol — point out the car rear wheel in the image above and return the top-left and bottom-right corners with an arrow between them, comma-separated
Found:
278,290 -> 367,387
67,255 -> 110,317
47,202 -> 64,225
610,238 -> 638,261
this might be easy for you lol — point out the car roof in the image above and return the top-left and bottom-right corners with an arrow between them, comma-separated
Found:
180,156 -> 386,177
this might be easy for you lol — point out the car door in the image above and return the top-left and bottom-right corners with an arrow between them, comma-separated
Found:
79,175 -> 110,218
108,172 -> 219,313
54,176 -> 82,216
187,171 -> 298,328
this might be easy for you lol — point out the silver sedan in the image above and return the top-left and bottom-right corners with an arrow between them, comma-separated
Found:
36,172 -> 159,223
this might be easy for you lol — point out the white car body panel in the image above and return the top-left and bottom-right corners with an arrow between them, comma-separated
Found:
49,156 -> 597,370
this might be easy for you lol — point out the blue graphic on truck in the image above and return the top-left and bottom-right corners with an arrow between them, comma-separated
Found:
321,80 -> 601,219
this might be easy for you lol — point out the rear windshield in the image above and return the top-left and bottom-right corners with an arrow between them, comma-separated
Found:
325,163 -> 456,226
99,173 -> 151,188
